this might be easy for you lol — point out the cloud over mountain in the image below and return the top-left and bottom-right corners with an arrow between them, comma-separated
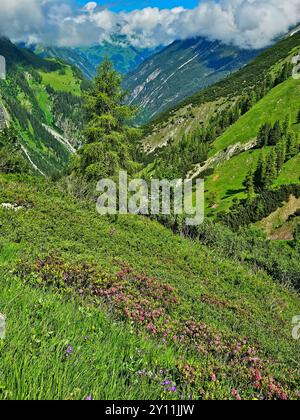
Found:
0,0 -> 300,49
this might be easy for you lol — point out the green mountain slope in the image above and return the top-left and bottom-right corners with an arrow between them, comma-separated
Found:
0,174 -> 299,400
29,36 -> 159,79
140,32 -> 300,234
144,32 -> 300,150
202,78 -> 300,219
210,77 -> 300,157
124,37 -> 259,125
0,38 -> 84,176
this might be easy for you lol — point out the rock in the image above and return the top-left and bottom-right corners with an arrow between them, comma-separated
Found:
1,203 -> 25,211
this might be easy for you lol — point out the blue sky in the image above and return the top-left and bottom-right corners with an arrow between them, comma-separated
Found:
77,1 -> 199,12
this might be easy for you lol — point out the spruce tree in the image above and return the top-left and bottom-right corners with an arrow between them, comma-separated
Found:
257,123 -> 271,147
264,150 -> 278,189
254,152 -> 267,192
282,115 -> 290,136
243,167 -> 255,201
286,133 -> 299,160
275,141 -> 286,173
269,121 -> 281,146
74,59 -> 141,182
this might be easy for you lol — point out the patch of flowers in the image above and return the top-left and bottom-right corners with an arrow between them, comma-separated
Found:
18,256 -> 293,400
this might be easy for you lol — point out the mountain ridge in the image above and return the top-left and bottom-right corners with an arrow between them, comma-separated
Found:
123,36 -> 260,125
26,36 -> 161,79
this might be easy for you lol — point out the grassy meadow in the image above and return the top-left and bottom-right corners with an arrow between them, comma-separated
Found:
0,174 -> 299,400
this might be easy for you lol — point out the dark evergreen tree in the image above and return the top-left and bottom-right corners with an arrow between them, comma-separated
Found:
269,121 -> 282,146
243,167 -> 255,201
254,152 -> 267,192
282,115 -> 290,136
264,150 -> 278,189
286,133 -> 299,160
257,123 -> 272,147
275,141 -> 286,173
74,59 -> 141,181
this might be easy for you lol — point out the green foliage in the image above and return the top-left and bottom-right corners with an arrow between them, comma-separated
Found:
0,174 -> 299,400
193,220 -> 300,291
0,37 -> 61,73
74,60 -> 141,182
152,130 -> 209,179
0,128 -> 30,174
0,270 -> 179,401
253,118 -> 299,192
218,184 -> 300,231
0,51 -> 85,176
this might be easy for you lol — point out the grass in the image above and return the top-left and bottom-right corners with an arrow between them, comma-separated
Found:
258,196 -> 300,240
0,174 -> 299,400
39,66 -> 81,96
204,149 -> 261,216
198,76 -> 300,217
210,77 -> 300,157
31,84 -> 53,126
0,269 -> 177,400
275,155 -> 300,186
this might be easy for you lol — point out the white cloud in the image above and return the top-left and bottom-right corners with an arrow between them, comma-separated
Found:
0,0 -> 300,49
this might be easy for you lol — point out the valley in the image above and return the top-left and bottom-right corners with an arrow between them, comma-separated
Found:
0,19 -> 300,402
29,36 -> 161,80
0,38 -> 84,176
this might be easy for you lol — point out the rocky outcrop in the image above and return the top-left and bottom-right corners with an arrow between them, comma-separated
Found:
187,138 -> 258,179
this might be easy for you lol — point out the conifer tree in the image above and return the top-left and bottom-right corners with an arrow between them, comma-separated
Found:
254,152 -> 267,192
282,115 -> 290,136
269,121 -> 282,146
243,167 -> 255,201
74,59 -> 141,182
257,123 -> 272,147
264,150 -> 278,189
286,133 -> 299,160
275,141 -> 286,173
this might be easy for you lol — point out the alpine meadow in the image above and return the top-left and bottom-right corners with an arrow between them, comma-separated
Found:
0,0 -> 300,404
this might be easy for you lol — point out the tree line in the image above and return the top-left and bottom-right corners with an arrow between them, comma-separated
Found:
244,116 -> 299,198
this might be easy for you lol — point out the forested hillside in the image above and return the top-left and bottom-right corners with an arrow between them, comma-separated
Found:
0,38 -> 85,176
141,32 -> 300,238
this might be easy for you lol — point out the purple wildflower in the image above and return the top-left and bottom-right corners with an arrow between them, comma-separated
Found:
85,395 -> 93,401
162,380 -> 171,386
66,345 -> 73,357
